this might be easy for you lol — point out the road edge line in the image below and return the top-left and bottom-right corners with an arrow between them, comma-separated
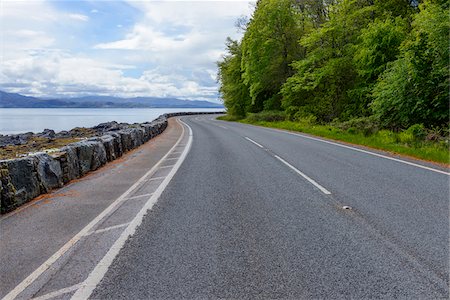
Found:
230,122 -> 450,176
71,118 -> 193,300
2,118 -> 186,300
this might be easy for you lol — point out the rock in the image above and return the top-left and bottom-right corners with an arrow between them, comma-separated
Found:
0,163 -> 17,213
0,132 -> 33,147
3,157 -> 41,208
119,130 -> 133,152
90,140 -> 107,171
107,132 -> 123,158
71,141 -> 95,176
92,121 -> 125,133
100,135 -> 116,162
54,146 -> 80,183
55,131 -> 71,139
73,140 -> 107,175
35,153 -> 63,192
37,129 -> 56,138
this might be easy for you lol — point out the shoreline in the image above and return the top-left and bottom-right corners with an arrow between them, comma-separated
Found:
0,112 -> 223,214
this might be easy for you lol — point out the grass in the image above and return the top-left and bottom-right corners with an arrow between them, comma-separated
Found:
0,136 -> 86,160
218,116 -> 449,165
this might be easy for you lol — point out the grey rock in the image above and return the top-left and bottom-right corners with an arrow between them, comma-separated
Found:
57,146 -> 80,183
37,129 -> 56,139
35,153 -> 63,192
0,163 -> 17,213
0,132 -> 34,147
100,135 -> 116,162
86,139 -> 107,171
3,157 -> 40,207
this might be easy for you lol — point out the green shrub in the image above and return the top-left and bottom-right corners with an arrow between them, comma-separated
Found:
297,115 -> 317,126
335,116 -> 379,136
376,130 -> 397,144
405,124 -> 427,141
398,131 -> 414,144
247,111 -> 287,122
347,127 -> 358,135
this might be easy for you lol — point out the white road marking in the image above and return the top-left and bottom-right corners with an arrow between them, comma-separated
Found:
218,125 -> 228,129
84,223 -> 130,236
263,127 -> 449,176
124,193 -> 153,201
274,155 -> 332,195
31,283 -> 81,300
3,119 -> 187,300
71,119 -> 193,300
145,176 -> 165,182
245,137 -> 264,149
165,157 -> 179,161
158,165 -> 175,169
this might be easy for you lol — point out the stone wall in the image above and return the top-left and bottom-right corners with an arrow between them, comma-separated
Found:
0,112 -> 223,214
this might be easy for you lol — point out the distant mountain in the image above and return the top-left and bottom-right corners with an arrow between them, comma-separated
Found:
0,91 -> 224,108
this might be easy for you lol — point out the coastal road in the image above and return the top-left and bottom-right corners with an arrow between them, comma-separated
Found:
2,115 -> 449,299
90,115 -> 449,299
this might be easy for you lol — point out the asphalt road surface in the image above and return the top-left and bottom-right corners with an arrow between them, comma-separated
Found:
91,115 -> 449,299
1,115 -> 448,299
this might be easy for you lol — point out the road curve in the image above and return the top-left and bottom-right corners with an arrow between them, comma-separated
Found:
90,115 -> 449,299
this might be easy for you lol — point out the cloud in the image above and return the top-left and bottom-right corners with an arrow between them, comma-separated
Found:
0,0 -> 255,102
68,13 -> 89,22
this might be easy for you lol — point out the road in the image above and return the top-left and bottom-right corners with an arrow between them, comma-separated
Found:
1,115 -> 449,299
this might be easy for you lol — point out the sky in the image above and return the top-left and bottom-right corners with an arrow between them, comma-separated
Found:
0,0 -> 254,102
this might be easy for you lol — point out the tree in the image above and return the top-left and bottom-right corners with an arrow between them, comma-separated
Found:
217,38 -> 251,117
241,0 -> 307,111
282,0 -> 375,121
371,1 -> 449,128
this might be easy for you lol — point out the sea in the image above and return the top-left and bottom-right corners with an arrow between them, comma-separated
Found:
0,108 -> 224,135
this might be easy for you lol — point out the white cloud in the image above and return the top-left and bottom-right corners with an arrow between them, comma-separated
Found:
67,13 -> 89,22
0,0 -> 255,101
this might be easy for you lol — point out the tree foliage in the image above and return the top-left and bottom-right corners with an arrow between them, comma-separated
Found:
217,0 -> 449,130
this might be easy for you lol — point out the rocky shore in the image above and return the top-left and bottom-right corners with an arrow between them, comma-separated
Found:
0,112 -> 222,214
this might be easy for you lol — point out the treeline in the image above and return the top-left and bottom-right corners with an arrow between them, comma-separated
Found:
217,0 -> 449,130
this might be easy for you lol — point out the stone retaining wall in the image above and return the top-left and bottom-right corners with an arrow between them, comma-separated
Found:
0,112 -> 223,214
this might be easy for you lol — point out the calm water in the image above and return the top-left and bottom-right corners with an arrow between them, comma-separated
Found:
0,108 -> 224,134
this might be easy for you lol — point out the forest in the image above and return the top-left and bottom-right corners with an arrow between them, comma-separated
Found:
217,0 -> 449,160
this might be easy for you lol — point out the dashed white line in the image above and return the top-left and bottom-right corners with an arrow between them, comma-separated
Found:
71,119 -> 193,300
84,223 -> 130,236
274,155 -> 332,195
245,137 -> 264,149
31,283 -> 81,300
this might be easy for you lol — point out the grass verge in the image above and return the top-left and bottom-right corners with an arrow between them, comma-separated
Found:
218,116 -> 449,165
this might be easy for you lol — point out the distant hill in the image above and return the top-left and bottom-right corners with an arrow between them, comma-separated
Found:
0,91 -> 224,108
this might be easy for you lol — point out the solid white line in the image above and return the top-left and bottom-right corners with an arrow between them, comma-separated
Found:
245,137 -> 264,149
274,155 -> 332,195
71,119 -> 193,300
3,119 -> 187,300
84,223 -> 130,236
263,127 -> 449,176
124,193 -> 153,201
31,283 -> 81,300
